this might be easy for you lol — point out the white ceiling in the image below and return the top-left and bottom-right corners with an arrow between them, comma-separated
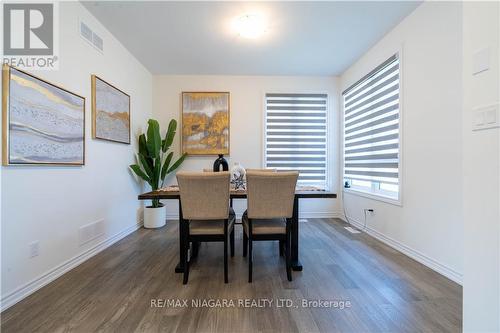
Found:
82,1 -> 420,76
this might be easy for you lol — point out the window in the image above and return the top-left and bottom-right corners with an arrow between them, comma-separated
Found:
343,54 -> 400,201
265,93 -> 328,189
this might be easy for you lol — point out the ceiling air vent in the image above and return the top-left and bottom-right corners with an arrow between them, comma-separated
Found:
79,20 -> 104,53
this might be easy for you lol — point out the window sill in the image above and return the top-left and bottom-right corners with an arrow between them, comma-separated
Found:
343,188 -> 402,206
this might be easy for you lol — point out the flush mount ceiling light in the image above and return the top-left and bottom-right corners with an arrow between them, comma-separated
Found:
233,14 -> 267,39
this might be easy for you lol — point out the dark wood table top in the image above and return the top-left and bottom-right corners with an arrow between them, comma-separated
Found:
138,188 -> 337,200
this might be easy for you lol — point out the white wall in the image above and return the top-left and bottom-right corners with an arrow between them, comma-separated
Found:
340,2 -> 463,283
153,75 -> 340,218
0,2 -> 153,310
462,2 -> 500,332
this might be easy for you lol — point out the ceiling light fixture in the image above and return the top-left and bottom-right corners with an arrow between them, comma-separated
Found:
234,14 -> 267,39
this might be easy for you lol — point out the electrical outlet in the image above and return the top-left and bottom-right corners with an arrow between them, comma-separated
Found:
29,241 -> 39,258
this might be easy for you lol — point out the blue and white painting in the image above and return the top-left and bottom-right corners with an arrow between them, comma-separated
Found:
6,67 -> 85,165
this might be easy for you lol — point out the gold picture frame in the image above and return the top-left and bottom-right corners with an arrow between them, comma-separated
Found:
181,92 -> 230,155
91,75 -> 131,144
2,64 -> 85,166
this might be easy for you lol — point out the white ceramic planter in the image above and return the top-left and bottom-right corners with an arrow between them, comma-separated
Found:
144,204 -> 166,229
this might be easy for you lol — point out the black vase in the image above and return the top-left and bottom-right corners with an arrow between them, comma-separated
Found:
213,154 -> 229,172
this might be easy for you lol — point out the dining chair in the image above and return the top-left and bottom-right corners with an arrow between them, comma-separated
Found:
176,171 -> 235,284
242,171 -> 299,282
245,168 -> 277,173
203,168 -> 237,213
244,169 -> 280,247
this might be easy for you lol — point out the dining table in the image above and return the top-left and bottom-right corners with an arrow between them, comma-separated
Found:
138,187 -> 337,273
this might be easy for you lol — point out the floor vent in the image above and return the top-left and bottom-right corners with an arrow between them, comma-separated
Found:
344,226 -> 361,234
79,20 -> 104,53
79,219 -> 105,246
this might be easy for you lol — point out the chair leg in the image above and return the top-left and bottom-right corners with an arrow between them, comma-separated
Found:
286,224 -> 292,282
224,236 -> 229,283
279,240 -> 284,257
183,237 -> 190,284
230,228 -> 235,257
192,241 -> 199,259
243,231 -> 248,257
248,239 -> 253,283
286,241 -> 292,281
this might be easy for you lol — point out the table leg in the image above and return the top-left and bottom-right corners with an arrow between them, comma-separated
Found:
291,196 -> 302,271
191,241 -> 200,259
175,199 -> 185,273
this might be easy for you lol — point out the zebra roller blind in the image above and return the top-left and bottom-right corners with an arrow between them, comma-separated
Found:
265,93 -> 328,189
343,54 -> 400,192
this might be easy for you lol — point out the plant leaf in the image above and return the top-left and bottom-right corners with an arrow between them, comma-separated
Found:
138,134 -> 148,157
152,157 -> 161,190
162,119 -> 177,152
130,164 -> 150,183
138,153 -> 153,179
132,118 -> 187,191
161,152 -> 173,180
167,153 -> 187,174
146,119 -> 161,158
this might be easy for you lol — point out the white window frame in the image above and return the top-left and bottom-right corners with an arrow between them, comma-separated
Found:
262,91 -> 331,190
342,48 -> 404,206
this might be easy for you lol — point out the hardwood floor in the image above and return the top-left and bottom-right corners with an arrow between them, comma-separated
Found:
1,218 -> 462,333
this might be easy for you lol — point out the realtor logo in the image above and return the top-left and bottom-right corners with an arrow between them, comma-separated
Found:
3,3 -> 54,55
2,2 -> 58,69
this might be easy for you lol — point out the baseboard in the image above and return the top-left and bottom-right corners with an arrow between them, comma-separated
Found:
299,211 -> 341,218
0,222 -> 143,312
340,214 -> 463,285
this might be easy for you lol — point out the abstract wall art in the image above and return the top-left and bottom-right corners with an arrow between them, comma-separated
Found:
181,92 -> 230,155
2,65 -> 85,165
91,75 -> 130,144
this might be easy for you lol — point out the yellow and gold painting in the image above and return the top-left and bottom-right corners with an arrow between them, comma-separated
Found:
181,92 -> 230,155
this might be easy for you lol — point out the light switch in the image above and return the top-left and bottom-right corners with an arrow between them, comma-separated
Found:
473,48 -> 490,75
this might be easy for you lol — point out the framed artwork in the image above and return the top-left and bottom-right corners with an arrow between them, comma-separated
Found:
181,92 -> 230,155
91,75 -> 130,144
2,65 -> 85,166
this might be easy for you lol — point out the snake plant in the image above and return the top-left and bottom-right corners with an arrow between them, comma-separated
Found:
130,119 -> 187,208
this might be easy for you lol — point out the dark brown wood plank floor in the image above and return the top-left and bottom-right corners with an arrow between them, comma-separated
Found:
1,218 -> 462,333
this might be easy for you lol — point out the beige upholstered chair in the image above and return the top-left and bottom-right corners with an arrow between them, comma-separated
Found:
242,171 -> 299,282
245,168 -> 277,173
176,171 -> 235,284
202,168 -> 237,217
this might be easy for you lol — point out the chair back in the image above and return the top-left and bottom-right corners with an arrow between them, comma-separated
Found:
176,171 -> 230,220
245,168 -> 277,173
246,171 -> 298,219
